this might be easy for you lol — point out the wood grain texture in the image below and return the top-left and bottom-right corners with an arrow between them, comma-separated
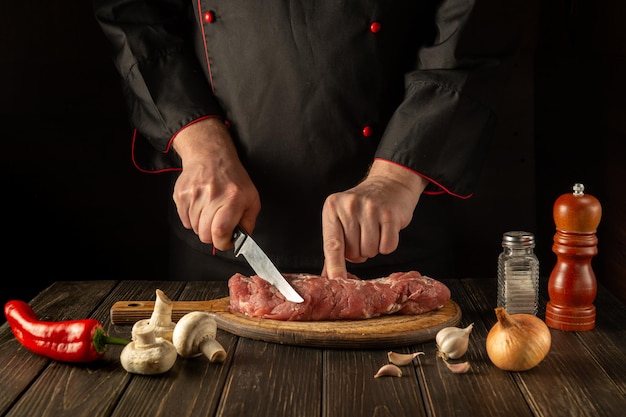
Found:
2,279 -> 626,417
110,298 -> 461,349
463,278 -> 626,417
218,338 -> 323,417
324,348 -> 427,417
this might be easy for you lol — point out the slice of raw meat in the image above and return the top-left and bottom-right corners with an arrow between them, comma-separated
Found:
228,271 -> 450,321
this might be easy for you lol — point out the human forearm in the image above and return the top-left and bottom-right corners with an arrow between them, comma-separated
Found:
172,118 -> 239,167
171,118 -> 261,250
366,159 -> 429,200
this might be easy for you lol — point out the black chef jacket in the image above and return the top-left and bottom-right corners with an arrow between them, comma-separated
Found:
94,0 -> 522,278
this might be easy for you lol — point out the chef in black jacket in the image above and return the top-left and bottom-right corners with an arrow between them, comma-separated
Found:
94,0 -> 523,281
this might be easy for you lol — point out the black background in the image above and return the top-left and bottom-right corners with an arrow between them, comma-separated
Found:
1,2 -> 170,309
2,1 -> 624,314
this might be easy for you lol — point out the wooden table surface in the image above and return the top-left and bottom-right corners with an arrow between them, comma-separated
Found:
1,278 -> 625,417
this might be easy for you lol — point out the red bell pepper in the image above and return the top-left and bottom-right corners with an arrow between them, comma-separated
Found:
4,300 -> 129,363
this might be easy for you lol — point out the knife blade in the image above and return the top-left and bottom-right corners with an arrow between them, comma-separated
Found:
233,225 -> 304,303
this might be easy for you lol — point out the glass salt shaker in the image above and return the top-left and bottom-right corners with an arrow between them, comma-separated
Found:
497,231 -> 540,315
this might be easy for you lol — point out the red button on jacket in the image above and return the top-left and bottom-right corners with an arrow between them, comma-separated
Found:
203,11 -> 215,23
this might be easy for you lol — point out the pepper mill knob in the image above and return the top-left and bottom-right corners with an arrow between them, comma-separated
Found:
545,183 -> 602,331
553,183 -> 602,233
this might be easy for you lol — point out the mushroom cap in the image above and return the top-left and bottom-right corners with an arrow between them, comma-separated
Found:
172,311 -> 218,358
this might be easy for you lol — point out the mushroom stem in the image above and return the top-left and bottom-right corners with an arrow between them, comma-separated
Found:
150,289 -> 174,327
134,325 -> 158,345
134,289 -> 176,341
200,337 -> 227,363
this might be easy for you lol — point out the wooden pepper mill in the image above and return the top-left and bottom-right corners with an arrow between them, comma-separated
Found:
545,183 -> 602,331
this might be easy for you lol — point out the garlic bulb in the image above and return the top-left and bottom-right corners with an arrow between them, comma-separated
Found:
436,323 -> 473,360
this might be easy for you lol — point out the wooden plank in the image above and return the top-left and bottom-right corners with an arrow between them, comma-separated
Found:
5,359 -> 127,417
217,338 -> 323,417
3,279 -> 624,417
0,324 -> 51,415
465,278 -> 626,417
418,279 -> 534,417
215,299 -> 459,348
324,348 -> 426,417
110,299 -> 229,324
110,298 -> 461,349
109,350 -> 234,417
574,284 -> 626,396
515,329 -> 625,417
0,280 -> 118,416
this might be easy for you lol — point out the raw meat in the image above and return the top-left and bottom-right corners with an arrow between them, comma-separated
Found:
228,271 -> 451,321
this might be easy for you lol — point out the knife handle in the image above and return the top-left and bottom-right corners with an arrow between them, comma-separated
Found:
232,224 -> 249,256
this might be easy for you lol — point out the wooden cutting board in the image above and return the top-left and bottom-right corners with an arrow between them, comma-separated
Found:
110,297 -> 461,349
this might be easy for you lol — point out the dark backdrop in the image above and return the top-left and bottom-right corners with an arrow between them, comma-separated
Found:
1,2 -> 170,310
2,1 -> 624,314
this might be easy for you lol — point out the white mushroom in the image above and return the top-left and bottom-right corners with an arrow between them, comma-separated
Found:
120,323 -> 177,375
133,289 -> 176,342
172,311 -> 226,363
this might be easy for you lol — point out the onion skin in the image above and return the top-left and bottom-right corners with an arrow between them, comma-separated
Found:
486,307 -> 551,371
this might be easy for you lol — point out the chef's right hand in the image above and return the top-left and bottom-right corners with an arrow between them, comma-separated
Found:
172,118 -> 261,251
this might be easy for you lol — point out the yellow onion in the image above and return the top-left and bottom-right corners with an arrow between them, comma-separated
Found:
486,307 -> 551,371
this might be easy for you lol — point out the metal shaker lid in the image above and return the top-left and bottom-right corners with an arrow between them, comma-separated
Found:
502,231 -> 535,247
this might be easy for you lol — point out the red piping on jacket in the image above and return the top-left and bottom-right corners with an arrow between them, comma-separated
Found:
131,116 -> 221,174
373,158 -> 473,200
131,129 -> 178,174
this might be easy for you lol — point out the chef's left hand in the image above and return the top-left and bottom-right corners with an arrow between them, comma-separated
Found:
321,159 -> 428,279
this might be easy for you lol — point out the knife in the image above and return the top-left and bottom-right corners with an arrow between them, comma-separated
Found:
233,225 -> 304,303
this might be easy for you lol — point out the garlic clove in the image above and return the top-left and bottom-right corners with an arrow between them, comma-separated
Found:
443,360 -> 471,374
387,351 -> 424,366
374,364 -> 403,378
436,323 -> 473,360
